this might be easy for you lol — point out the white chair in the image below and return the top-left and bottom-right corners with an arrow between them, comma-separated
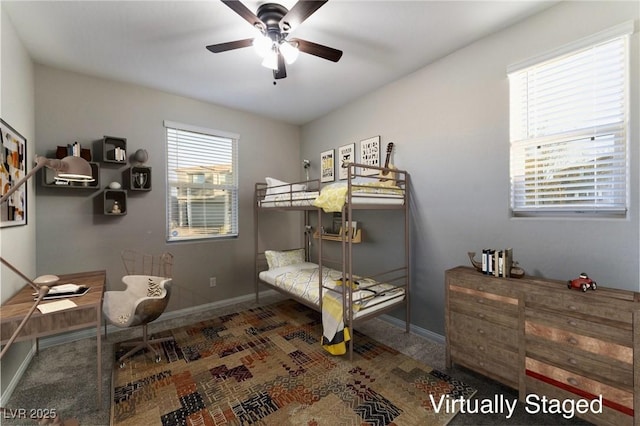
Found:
103,251 -> 174,367
103,275 -> 174,366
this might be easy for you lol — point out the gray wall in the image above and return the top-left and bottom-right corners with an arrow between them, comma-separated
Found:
33,65 -> 301,311
301,1 -> 640,335
0,6 -> 36,398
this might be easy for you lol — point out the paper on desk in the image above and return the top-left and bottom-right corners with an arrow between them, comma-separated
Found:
37,299 -> 77,314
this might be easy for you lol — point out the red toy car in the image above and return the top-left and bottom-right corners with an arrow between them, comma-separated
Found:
567,273 -> 597,292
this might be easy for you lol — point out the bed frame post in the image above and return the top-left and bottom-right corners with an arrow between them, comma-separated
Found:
254,182 -> 260,304
405,172 -> 411,333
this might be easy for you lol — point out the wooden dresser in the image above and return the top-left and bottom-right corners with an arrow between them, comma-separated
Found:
445,266 -> 640,426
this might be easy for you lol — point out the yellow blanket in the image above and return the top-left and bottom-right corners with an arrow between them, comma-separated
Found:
321,291 -> 351,355
313,183 -> 403,213
313,185 -> 348,213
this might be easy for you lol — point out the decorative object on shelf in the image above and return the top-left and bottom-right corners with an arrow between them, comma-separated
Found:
56,144 -> 91,161
103,136 -> 127,163
320,149 -> 334,183
134,171 -> 148,189
313,228 -> 362,243
109,181 -> 122,189
127,165 -> 152,191
359,135 -> 380,176
567,272 -> 597,292
377,142 -> 397,187
133,148 -> 148,164
338,143 -> 355,180
467,250 -> 525,278
104,189 -> 127,215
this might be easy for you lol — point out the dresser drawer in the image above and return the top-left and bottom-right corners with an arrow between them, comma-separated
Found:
450,346 -> 518,389
525,375 -> 633,426
526,336 -> 633,389
525,308 -> 632,347
525,321 -> 633,364
526,357 -> 634,415
449,288 -> 518,327
450,311 -> 518,348
524,291 -> 633,325
450,325 -> 519,369
448,273 -> 519,299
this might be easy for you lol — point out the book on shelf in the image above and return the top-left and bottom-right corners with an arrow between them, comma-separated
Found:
482,247 -> 513,278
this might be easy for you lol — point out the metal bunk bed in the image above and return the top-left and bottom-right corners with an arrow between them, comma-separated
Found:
254,163 -> 411,360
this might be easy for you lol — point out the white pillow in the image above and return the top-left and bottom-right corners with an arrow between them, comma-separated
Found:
265,249 -> 305,269
265,177 -> 306,196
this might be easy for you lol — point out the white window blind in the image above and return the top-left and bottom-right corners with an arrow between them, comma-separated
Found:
165,121 -> 239,241
509,24 -> 631,216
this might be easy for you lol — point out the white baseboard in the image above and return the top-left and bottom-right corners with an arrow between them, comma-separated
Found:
0,342 -> 36,406
378,313 -> 446,345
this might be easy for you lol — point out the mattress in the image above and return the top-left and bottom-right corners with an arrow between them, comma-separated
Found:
257,189 -> 404,208
258,262 -> 405,318
258,191 -> 319,207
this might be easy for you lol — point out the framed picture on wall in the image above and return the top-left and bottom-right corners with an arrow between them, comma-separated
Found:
320,149 -> 335,183
359,135 -> 380,176
1,118 -> 27,228
338,143 -> 355,180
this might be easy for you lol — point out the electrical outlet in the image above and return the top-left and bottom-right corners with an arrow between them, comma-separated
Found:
209,277 -> 216,287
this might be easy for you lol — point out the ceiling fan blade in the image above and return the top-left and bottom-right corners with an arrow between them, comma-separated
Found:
221,0 -> 265,30
206,38 -> 254,53
280,0 -> 327,32
273,54 -> 287,79
291,38 -> 342,62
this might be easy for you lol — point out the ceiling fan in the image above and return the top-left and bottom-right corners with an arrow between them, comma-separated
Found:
206,0 -> 343,80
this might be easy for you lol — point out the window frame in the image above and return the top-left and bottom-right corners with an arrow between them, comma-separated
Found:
507,21 -> 633,217
164,120 -> 239,242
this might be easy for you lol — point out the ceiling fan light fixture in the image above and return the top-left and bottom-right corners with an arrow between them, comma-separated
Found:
261,48 -> 279,70
252,34 -> 272,57
280,41 -> 299,64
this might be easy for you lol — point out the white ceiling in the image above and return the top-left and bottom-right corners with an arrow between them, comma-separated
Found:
4,0 -> 556,125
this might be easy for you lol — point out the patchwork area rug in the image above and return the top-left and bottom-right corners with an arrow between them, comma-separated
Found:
111,299 -> 476,425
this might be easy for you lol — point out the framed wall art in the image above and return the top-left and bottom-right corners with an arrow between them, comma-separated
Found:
320,149 -> 335,183
359,135 -> 380,176
1,118 -> 27,228
337,143 -> 355,180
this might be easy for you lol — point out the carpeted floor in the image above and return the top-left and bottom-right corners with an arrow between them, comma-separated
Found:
3,293 -> 592,425
111,299 -> 475,425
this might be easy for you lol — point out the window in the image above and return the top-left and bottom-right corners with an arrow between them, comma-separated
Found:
508,22 -> 632,216
165,121 -> 239,241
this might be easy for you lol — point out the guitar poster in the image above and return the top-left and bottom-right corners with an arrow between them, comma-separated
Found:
338,143 -> 355,180
320,149 -> 335,182
359,135 -> 380,176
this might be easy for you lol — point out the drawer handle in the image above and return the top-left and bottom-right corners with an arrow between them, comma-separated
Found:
568,358 -> 578,365
568,337 -> 578,345
567,320 -> 578,327
478,286 -> 485,291
568,305 -> 578,311
567,377 -> 579,386
476,298 -> 485,304
477,329 -> 486,335
477,345 -> 485,352
479,361 -> 485,367
477,313 -> 486,319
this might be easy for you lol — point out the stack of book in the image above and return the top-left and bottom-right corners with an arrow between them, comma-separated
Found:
481,248 -> 513,278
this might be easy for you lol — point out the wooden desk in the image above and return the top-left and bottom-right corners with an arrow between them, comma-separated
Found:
0,270 -> 105,408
